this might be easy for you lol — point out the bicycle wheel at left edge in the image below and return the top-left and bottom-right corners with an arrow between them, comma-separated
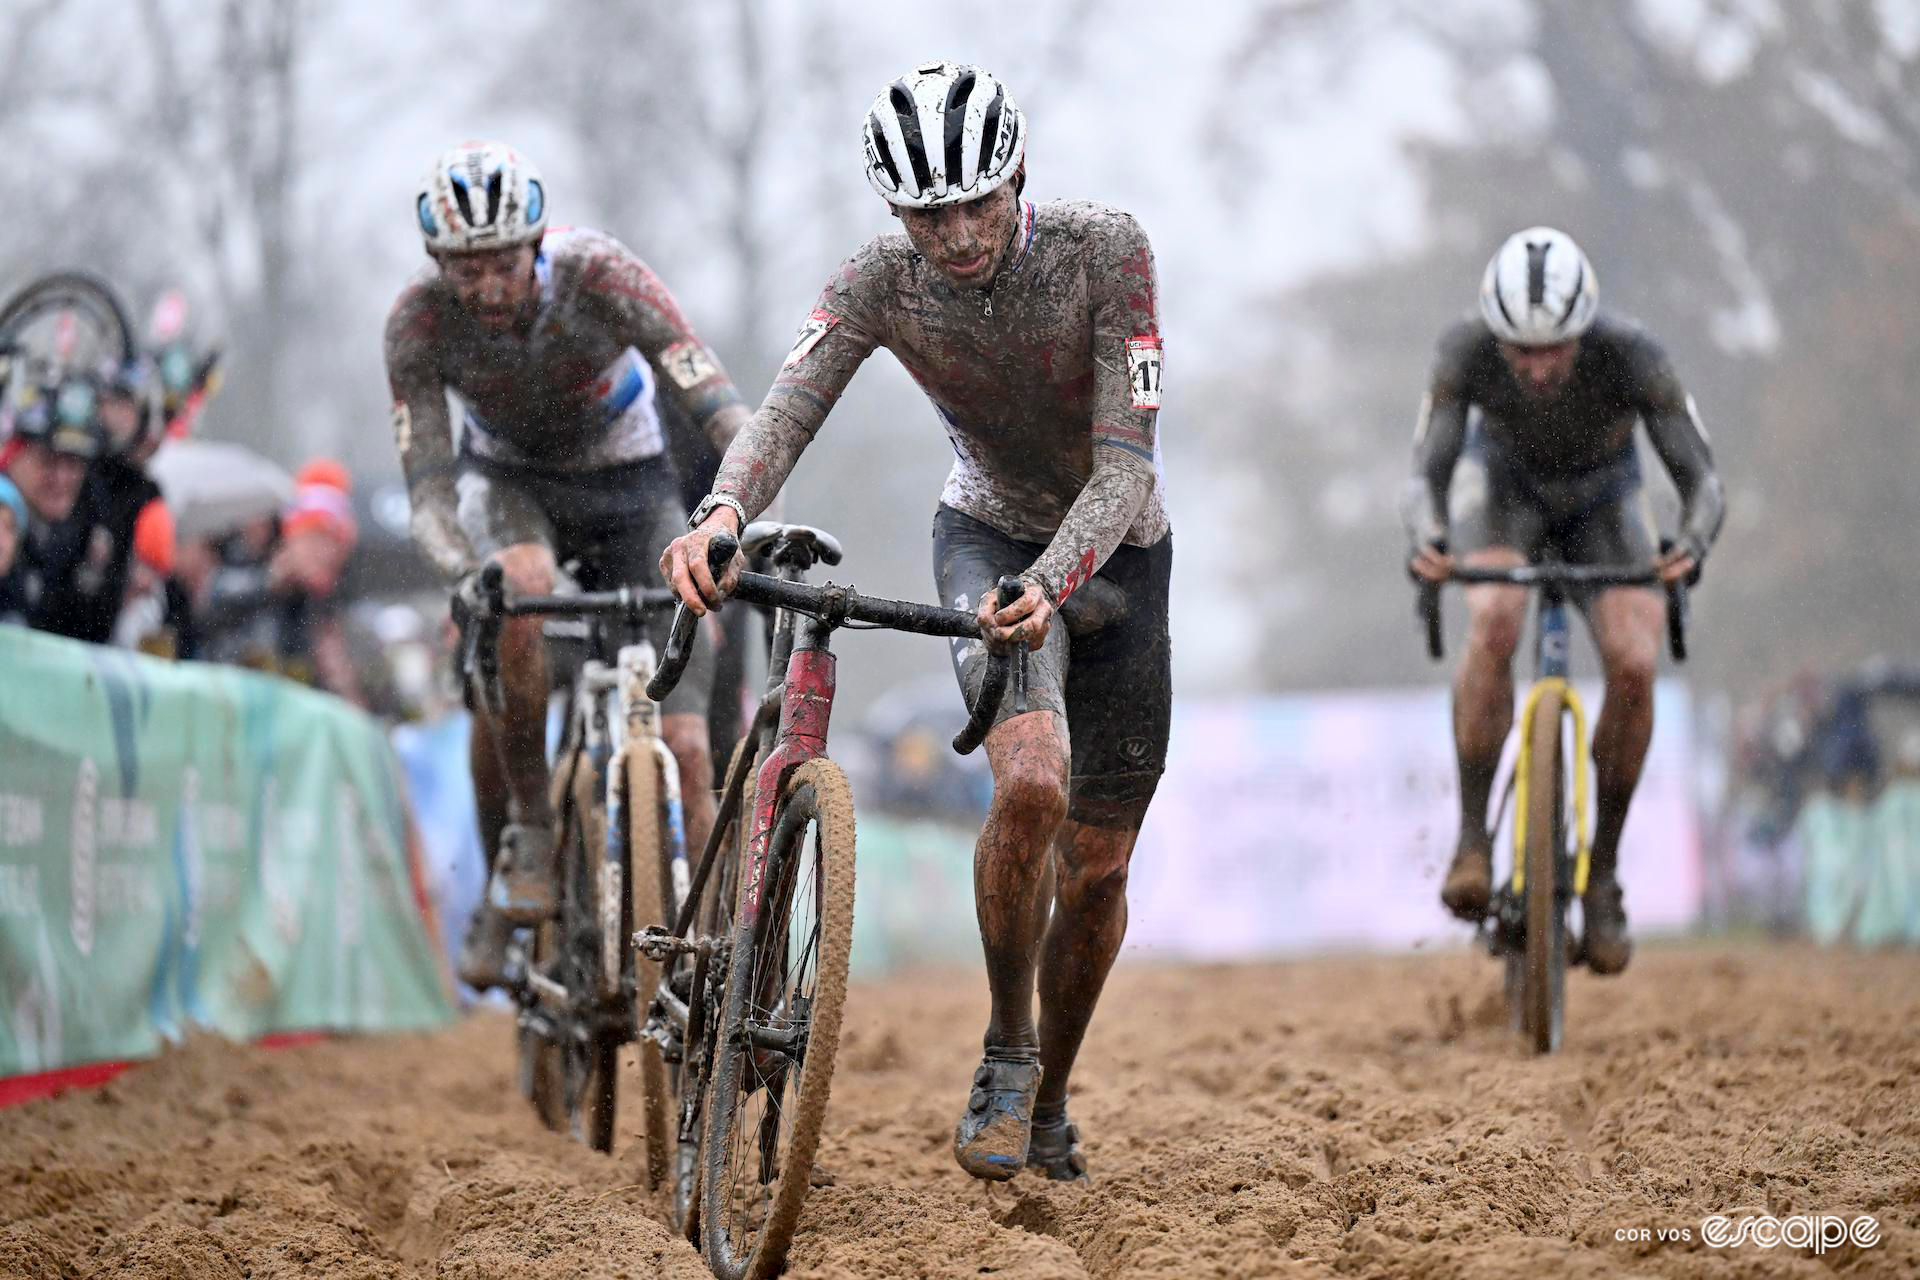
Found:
701,758 -> 856,1280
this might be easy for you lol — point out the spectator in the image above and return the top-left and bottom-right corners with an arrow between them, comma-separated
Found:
0,377 -> 117,639
197,459 -> 365,703
0,475 -> 27,624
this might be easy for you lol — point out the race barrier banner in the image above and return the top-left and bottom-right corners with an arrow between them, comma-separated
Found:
1799,781 -> 1920,945
0,626 -> 454,1080
1125,682 -> 1703,959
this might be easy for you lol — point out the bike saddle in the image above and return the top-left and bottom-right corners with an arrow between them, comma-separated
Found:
1058,577 -> 1126,638
741,520 -> 844,568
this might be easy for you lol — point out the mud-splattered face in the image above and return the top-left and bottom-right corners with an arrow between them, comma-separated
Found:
896,182 -> 1022,289
1498,339 -> 1580,398
436,244 -> 539,332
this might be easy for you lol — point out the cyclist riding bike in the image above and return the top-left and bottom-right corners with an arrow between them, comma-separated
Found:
1403,226 -> 1726,975
384,141 -> 751,988
661,62 -> 1171,1185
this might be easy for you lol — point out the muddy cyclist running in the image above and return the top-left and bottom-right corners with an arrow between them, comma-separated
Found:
1403,226 -> 1726,973
662,61 -> 1172,1184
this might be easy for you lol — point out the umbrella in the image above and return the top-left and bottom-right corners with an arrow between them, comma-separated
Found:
148,439 -> 294,542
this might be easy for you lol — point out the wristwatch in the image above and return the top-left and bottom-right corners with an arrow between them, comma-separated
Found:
688,492 -> 747,531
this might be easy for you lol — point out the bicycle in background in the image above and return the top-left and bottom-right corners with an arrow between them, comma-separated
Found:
1418,559 -> 1688,1053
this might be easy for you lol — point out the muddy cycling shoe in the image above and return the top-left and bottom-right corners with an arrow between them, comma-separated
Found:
1582,876 -> 1633,976
1026,1104 -> 1091,1183
456,905 -> 514,990
1440,839 -> 1493,921
953,1050 -> 1043,1181
488,821 -> 557,924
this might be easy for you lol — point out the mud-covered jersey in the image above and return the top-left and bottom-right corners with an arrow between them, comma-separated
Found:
1402,313 -> 1725,559
711,199 -> 1168,604
383,227 -> 748,576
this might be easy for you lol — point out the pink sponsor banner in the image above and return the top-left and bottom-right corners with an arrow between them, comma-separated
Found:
1125,682 -> 1701,959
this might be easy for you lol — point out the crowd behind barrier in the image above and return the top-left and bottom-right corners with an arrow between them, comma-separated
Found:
0,625 -> 453,1086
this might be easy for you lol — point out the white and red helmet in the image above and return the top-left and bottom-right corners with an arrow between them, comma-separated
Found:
1479,226 -> 1599,347
862,62 -> 1025,208
416,142 -> 548,254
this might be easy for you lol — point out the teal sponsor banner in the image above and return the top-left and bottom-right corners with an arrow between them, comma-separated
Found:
1800,781 -> 1920,946
0,626 -> 454,1077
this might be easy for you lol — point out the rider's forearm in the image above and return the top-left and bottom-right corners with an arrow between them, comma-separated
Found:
1645,406 -> 1725,559
1403,392 -> 1467,546
407,477 -> 477,579
708,403 -> 818,525
1024,448 -> 1156,604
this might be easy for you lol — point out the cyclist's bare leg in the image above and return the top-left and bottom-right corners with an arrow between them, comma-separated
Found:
953,708 -> 1067,1179
1585,587 -> 1662,866
661,713 -> 716,869
1034,818 -> 1137,1113
1576,586 -> 1661,972
457,543 -> 557,981
1445,548 -> 1527,912
468,712 -> 511,875
475,544 -> 561,924
491,544 -> 558,825
975,710 -> 1071,1051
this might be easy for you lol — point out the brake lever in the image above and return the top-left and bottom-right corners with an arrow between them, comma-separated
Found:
473,561 -> 507,715
952,574 -> 1028,756
648,531 -> 739,702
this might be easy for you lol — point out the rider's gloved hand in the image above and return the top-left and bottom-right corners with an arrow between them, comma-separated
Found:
660,510 -> 744,616
977,576 -> 1054,654
1407,537 -> 1452,584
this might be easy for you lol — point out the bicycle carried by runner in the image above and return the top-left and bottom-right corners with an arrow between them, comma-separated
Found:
1418,559 -> 1688,1053
638,525 -> 1020,1279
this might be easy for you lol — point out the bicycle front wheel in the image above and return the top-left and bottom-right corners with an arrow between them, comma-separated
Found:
1519,687 -> 1569,1054
564,758 -> 620,1151
663,735 -> 757,1238
627,744 -> 672,1192
701,759 -> 855,1280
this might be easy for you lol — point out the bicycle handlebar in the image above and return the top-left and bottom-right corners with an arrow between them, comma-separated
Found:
1417,560 -> 1688,664
647,532 -> 1023,753
457,563 -> 679,713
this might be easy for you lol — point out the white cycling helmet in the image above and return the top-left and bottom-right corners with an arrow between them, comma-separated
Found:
416,142 -> 547,254
862,61 -> 1025,208
1479,226 -> 1599,346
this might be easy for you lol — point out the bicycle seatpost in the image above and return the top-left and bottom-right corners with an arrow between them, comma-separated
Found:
649,532 -> 739,702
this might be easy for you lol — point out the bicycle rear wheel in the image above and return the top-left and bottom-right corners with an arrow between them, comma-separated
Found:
1519,688 -> 1569,1054
701,759 -> 855,1280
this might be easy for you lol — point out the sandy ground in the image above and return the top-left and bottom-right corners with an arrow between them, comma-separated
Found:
3,942 -> 1917,1279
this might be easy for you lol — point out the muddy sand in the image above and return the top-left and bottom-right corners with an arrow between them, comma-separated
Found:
3,942 -> 1917,1278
